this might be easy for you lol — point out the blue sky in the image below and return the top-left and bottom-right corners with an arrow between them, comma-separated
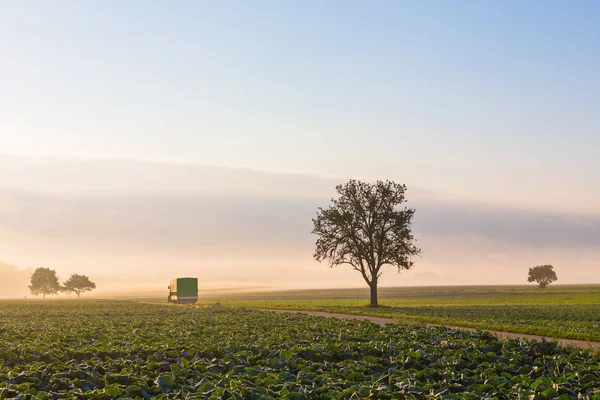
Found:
2,1 -> 599,204
1,1 -> 600,292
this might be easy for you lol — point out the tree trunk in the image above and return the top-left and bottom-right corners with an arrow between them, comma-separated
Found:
43,292 -> 46,300
77,292 -> 80,299
369,282 -> 378,307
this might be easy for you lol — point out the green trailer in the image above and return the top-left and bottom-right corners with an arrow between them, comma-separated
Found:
168,277 -> 198,304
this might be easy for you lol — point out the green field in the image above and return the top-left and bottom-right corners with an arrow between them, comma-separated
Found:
200,285 -> 600,342
1,300 -> 600,399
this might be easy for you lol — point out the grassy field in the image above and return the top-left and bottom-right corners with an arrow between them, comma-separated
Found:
1,300 -> 600,399
198,284 -> 600,342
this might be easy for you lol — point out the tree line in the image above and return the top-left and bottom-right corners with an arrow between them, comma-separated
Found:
28,267 -> 96,299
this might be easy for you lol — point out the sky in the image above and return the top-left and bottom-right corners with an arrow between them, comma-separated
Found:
1,1 -> 599,296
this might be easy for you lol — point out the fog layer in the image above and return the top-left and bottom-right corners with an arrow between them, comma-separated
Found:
1,155 -> 598,296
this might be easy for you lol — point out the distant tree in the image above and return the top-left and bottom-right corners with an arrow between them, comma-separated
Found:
312,179 -> 421,307
527,264 -> 558,288
62,274 -> 97,299
28,267 -> 61,299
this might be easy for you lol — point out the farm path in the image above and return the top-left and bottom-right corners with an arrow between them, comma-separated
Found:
257,309 -> 600,351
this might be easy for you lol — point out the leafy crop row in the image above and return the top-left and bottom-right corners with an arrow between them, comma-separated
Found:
230,301 -> 600,342
378,304 -> 600,341
1,301 -> 599,399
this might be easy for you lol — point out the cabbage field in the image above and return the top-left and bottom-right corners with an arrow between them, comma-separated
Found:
229,302 -> 600,342
216,285 -> 600,342
1,301 -> 600,399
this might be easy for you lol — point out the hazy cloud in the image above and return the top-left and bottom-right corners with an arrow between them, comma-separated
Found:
0,262 -> 33,297
2,184 -> 597,255
416,203 -> 600,249
0,125 -> 16,137
1,154 -> 599,294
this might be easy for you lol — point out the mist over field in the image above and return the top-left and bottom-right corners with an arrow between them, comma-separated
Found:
1,154 -> 599,297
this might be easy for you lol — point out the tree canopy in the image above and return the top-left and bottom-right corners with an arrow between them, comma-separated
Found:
312,179 -> 421,307
527,264 -> 558,288
28,267 -> 61,299
62,274 -> 97,299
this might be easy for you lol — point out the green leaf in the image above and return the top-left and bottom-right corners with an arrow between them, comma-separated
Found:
155,374 -> 175,391
540,387 -> 558,398
103,383 -> 123,397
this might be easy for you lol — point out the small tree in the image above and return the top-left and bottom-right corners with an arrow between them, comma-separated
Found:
527,264 -> 558,288
312,179 -> 421,307
62,274 -> 96,299
28,267 -> 61,299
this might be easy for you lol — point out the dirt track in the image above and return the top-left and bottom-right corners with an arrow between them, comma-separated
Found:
257,309 -> 600,351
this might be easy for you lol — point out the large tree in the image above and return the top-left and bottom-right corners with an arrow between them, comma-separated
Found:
312,179 -> 421,307
62,274 -> 97,299
527,264 -> 558,288
28,267 -> 61,299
